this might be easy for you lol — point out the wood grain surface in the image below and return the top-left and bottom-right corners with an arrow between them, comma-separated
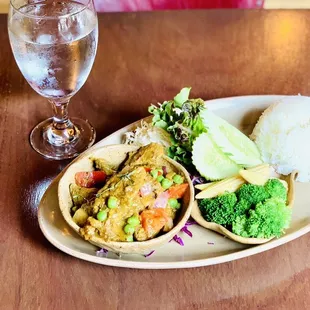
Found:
1,10 -> 310,310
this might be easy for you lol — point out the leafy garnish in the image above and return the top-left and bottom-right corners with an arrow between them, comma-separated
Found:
174,87 -> 191,107
149,87 -> 206,169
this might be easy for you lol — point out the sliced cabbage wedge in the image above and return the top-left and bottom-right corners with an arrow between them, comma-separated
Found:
192,133 -> 241,181
200,109 -> 263,167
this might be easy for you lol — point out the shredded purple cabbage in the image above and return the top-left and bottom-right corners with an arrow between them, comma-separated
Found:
144,250 -> 155,257
190,175 -> 206,186
169,219 -> 197,246
162,166 -> 167,176
184,219 -> 197,226
181,226 -> 193,238
170,235 -> 184,246
96,248 -> 108,256
180,219 -> 196,237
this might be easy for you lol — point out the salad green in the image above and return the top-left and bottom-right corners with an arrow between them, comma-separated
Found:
148,87 -> 262,179
148,87 -> 206,168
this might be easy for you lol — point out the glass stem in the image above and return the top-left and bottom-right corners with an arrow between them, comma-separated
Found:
51,99 -> 72,130
44,99 -> 79,146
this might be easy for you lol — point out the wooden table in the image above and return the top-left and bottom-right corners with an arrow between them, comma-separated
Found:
1,9 -> 310,309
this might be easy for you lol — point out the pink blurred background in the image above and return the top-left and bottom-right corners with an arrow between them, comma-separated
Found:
94,0 -> 265,12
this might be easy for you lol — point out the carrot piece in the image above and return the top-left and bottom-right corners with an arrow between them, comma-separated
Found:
140,209 -> 169,237
168,183 -> 189,199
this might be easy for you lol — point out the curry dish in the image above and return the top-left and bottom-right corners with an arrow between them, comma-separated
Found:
70,143 -> 189,242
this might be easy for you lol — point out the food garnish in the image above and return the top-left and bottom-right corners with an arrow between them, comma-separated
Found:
124,120 -> 172,148
148,87 -> 206,168
192,132 -> 241,180
200,108 -> 262,167
144,250 -> 155,258
170,234 -> 184,246
96,248 -> 108,257
126,87 -> 262,180
171,219 -> 197,244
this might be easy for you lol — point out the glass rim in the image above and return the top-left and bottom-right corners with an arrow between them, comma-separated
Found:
10,0 -> 93,20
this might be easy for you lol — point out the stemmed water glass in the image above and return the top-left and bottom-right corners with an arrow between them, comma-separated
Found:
8,0 -> 98,160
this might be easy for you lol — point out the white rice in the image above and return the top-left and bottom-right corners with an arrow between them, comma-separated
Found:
251,96 -> 310,182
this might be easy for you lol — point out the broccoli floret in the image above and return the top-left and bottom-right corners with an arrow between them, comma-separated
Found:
234,199 -> 251,216
232,197 -> 291,238
231,215 -> 249,237
236,184 -> 270,205
198,192 -> 237,225
265,179 -> 287,202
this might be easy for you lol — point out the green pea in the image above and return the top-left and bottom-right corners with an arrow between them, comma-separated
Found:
173,174 -> 183,184
124,224 -> 135,234
161,178 -> 173,190
157,175 -> 164,183
151,168 -> 163,178
97,210 -> 108,222
150,169 -> 159,178
168,198 -> 179,208
127,216 -> 140,226
126,235 -> 134,242
107,196 -> 118,209
175,202 -> 181,210
72,206 -> 77,213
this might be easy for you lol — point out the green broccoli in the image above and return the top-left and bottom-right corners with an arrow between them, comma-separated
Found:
265,179 -> 287,202
234,199 -> 251,216
199,192 -> 237,225
232,197 -> 291,238
231,215 -> 248,237
236,184 -> 270,205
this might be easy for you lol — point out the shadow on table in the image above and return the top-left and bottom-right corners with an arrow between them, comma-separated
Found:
18,156 -> 70,251
73,96 -> 145,143
95,111 -> 142,142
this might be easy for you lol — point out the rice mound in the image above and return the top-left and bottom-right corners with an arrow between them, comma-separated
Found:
251,96 -> 310,182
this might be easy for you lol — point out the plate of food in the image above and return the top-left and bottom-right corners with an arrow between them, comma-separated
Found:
38,88 -> 310,269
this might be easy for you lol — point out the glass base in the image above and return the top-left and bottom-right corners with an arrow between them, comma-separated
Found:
30,117 -> 96,160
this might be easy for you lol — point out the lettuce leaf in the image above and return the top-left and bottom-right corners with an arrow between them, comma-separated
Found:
174,87 -> 191,107
148,87 -> 206,169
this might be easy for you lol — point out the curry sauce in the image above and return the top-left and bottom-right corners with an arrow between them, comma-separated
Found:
70,143 -> 188,242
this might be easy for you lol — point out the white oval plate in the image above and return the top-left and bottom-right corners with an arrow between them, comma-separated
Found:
38,95 -> 310,269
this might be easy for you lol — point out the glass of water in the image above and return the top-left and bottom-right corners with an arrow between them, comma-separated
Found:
8,0 -> 98,160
